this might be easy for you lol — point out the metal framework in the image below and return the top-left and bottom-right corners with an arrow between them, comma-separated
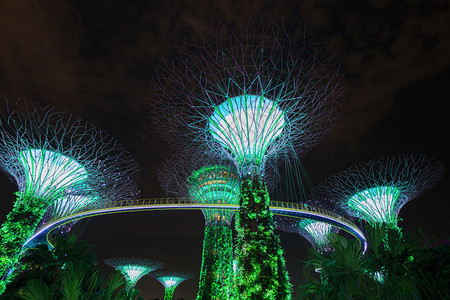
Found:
149,271 -> 193,300
39,193 -> 99,236
0,100 -> 139,290
316,154 -> 444,228
105,257 -> 163,292
158,151 -> 240,225
152,21 -> 344,176
151,20 -> 344,299
158,150 -> 239,299
276,216 -> 339,252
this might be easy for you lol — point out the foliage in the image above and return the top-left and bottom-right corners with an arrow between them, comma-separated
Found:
164,286 -> 176,300
408,244 -> 450,299
1,235 -> 129,300
297,224 -> 450,299
197,224 -> 233,300
0,195 -> 51,292
233,177 -> 291,300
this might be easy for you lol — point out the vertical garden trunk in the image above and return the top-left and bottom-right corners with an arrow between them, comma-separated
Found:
234,177 -> 291,299
0,196 -> 49,292
197,223 -> 233,299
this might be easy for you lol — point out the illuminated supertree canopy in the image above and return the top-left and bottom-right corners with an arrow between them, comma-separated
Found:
105,257 -> 163,293
275,216 -> 339,253
39,154 -> 140,237
152,21 -> 344,177
0,100 -> 140,291
38,192 -> 99,236
317,154 -> 445,229
152,20 -> 344,299
40,166 -> 140,237
149,271 -> 193,300
158,150 -> 239,299
50,193 -> 98,221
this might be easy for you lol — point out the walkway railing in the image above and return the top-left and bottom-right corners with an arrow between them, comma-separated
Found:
30,198 -> 367,251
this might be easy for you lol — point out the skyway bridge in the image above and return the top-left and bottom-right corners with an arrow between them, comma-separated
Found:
25,198 -> 367,252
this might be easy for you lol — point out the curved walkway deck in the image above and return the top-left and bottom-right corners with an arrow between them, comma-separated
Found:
25,198 -> 367,251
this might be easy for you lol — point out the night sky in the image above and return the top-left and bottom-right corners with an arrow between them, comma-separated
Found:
1,1 -> 449,299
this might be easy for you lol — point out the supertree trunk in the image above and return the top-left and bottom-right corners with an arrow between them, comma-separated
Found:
197,223 -> 233,300
0,195 -> 49,280
234,177 -> 291,299
151,21 -> 345,299
164,286 -> 176,300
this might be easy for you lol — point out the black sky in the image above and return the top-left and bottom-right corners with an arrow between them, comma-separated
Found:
1,1 -> 449,299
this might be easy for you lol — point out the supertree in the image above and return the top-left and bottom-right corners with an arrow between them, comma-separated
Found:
0,100 -> 139,291
104,257 -> 163,295
152,20 -> 344,299
275,216 -> 339,253
158,149 -> 240,299
149,271 -> 193,300
316,154 -> 445,230
37,193 -> 100,237
39,157 -> 140,238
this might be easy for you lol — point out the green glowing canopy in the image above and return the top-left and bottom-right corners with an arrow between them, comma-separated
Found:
116,265 -> 153,290
18,149 -> 88,200
298,219 -> 335,250
188,165 -> 240,225
348,186 -> 401,227
157,276 -> 182,288
105,257 -> 163,292
188,165 -> 240,205
209,94 -> 285,173
151,271 -> 192,300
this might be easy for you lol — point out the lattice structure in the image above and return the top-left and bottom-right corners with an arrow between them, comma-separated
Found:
0,100 -> 139,291
152,20 -> 344,299
149,271 -> 193,300
276,216 -> 339,252
159,150 -> 240,225
105,257 -> 163,293
317,154 -> 444,228
40,193 -> 98,235
158,150 -> 239,299
41,160 -> 139,236
152,22 -> 344,177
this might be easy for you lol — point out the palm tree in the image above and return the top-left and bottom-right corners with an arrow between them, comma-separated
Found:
4,235 -> 127,299
297,224 -> 448,299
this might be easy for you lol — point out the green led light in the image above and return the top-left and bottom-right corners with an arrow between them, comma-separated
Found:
197,224 -> 233,299
188,165 -> 240,204
188,165 -> 240,225
234,178 -> 291,299
105,258 -> 163,293
151,272 -> 192,300
18,149 -> 88,200
299,220 -> 335,250
209,94 -> 285,171
158,276 -> 182,288
0,101 -> 140,296
188,165 -> 238,298
348,186 -> 401,226
373,271 -> 385,283
117,265 -> 150,290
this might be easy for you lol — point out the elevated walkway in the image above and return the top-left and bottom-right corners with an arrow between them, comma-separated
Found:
25,198 -> 367,251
